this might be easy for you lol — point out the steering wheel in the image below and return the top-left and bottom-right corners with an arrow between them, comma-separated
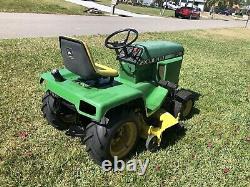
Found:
105,28 -> 138,49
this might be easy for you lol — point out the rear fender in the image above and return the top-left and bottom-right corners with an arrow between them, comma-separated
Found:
40,69 -> 146,122
99,98 -> 146,132
104,98 -> 146,118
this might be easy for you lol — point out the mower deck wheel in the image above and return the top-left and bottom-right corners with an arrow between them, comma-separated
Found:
146,135 -> 159,152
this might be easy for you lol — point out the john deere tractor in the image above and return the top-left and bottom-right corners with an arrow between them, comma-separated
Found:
40,28 -> 195,165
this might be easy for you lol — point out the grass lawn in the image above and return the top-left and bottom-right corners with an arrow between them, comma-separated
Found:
0,28 -> 249,186
0,0 -> 88,15
97,0 -> 174,17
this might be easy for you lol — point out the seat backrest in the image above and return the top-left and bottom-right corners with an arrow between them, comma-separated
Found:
59,36 -> 98,80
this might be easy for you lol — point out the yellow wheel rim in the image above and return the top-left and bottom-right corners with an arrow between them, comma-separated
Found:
110,122 -> 137,158
182,100 -> 193,117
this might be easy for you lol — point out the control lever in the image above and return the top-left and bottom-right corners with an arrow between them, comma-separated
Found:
51,69 -> 65,82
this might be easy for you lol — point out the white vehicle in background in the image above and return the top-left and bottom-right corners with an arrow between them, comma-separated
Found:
178,0 -> 205,11
166,1 -> 180,10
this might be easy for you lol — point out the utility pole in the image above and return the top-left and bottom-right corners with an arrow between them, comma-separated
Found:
160,1 -> 167,16
246,10 -> 250,28
111,0 -> 118,15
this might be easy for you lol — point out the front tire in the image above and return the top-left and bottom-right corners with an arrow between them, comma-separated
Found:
174,99 -> 194,119
82,110 -> 139,165
173,89 -> 194,119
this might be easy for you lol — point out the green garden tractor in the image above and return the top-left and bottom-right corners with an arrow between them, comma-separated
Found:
40,28 -> 195,165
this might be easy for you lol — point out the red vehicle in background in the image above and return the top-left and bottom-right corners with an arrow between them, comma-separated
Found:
175,7 -> 201,19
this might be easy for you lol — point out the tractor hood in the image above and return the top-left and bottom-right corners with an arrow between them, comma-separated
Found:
134,41 -> 184,61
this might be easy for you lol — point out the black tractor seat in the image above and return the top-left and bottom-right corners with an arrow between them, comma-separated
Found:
59,36 -> 118,81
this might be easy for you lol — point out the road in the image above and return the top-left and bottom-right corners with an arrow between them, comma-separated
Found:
65,0 -> 157,18
0,13 -> 248,39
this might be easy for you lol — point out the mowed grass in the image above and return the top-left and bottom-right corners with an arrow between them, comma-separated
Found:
0,0 -> 87,15
0,28 -> 249,186
97,0 -> 174,17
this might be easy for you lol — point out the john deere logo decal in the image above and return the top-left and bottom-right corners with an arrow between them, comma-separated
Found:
66,48 -> 74,59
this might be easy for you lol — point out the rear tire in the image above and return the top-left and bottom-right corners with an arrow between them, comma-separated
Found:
82,110 -> 139,165
41,91 -> 76,130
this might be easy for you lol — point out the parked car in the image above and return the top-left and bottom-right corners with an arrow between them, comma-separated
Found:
219,9 -> 234,16
175,7 -> 201,19
214,7 -> 235,16
166,1 -> 179,10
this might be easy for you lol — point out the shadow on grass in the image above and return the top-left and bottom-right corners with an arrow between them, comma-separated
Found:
130,125 -> 186,160
186,107 -> 200,119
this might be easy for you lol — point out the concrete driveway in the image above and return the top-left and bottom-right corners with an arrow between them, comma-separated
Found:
0,13 -> 248,39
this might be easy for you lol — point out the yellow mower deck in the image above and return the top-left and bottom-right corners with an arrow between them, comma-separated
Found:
143,110 -> 179,146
